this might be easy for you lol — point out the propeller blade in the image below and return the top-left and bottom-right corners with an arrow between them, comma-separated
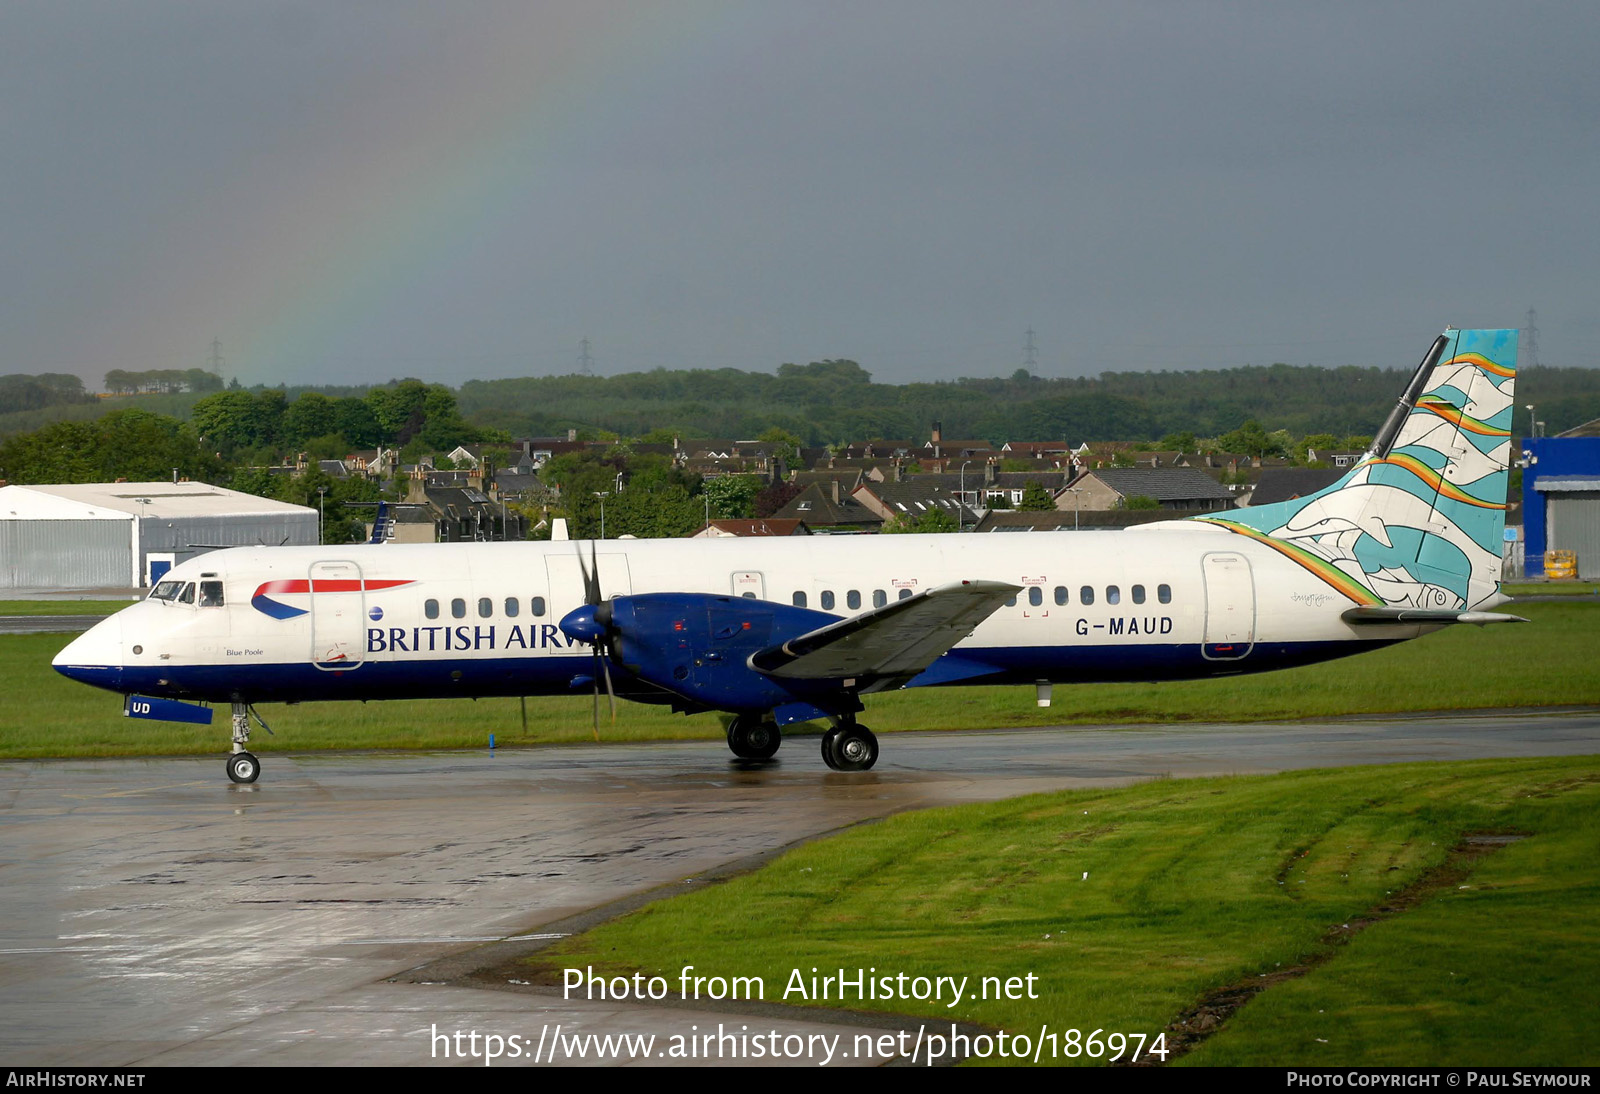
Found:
576,540 -> 602,606
590,647 -> 602,742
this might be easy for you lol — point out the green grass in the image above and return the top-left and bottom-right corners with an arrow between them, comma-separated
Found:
536,756 -> 1600,1066
7,601 -> 1597,759
0,599 -> 134,615
1504,582 -> 1600,597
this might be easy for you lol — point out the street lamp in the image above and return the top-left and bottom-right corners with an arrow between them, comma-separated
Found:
317,486 -> 328,544
593,491 -> 610,539
1067,487 -> 1083,531
1525,404 -> 1537,439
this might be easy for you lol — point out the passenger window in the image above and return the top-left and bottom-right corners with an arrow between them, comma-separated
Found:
741,591 -> 756,599
451,598 -> 466,619
898,588 -> 912,600
1080,586 -> 1094,606
1132,585 -> 1146,605
872,589 -> 887,608
1158,584 -> 1172,604
504,597 -> 520,618
793,591 -> 807,608
821,590 -> 836,610
847,590 -> 861,610
425,599 -> 440,620
1107,586 -> 1121,605
478,597 -> 492,618
532,596 -> 547,616
1028,587 -> 1043,606
1006,594 -> 1018,607
1054,585 -> 1068,606
199,581 -> 224,607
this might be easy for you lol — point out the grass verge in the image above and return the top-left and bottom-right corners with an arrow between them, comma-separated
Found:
7,601 -> 1597,759
532,755 -> 1600,1067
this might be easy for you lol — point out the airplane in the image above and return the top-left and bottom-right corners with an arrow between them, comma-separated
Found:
53,328 -> 1523,783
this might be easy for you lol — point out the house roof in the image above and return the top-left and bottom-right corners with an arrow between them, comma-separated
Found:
771,482 -> 881,530
1558,417 -> 1600,438
694,518 -> 810,537
854,480 -> 980,524
1246,468 -> 1345,507
1079,467 -> 1237,502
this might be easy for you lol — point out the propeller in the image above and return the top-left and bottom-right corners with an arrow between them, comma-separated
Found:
560,541 -> 617,740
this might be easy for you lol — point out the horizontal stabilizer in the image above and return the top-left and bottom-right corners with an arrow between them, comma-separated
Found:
750,579 -> 1020,681
1341,606 -> 1527,627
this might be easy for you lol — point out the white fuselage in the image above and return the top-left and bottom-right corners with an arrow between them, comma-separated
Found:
55,524 -> 1417,707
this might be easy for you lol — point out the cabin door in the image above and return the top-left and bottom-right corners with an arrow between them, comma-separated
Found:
1202,552 -> 1255,661
309,560 -> 367,670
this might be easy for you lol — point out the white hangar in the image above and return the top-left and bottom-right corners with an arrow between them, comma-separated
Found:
0,481 -> 317,590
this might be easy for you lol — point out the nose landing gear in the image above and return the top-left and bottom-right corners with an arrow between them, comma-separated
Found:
226,701 -> 265,783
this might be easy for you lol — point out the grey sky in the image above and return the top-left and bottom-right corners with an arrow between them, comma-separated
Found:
3,1 -> 1597,388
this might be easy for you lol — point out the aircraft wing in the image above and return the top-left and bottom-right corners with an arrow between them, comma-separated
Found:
749,579 -> 1020,682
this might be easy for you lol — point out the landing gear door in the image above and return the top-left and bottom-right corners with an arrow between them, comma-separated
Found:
310,560 -> 366,670
1202,552 -> 1255,661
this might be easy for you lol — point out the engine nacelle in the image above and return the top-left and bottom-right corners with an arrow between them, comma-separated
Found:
597,592 -> 853,718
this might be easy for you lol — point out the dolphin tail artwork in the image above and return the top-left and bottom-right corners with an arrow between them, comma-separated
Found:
1195,327 -> 1522,626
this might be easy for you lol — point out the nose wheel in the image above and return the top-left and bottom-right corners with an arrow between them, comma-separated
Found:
227,751 -> 260,783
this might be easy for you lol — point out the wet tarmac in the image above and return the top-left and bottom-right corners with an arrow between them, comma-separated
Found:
2,712 -> 1597,1066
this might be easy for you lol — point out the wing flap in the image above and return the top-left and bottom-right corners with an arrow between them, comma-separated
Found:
750,579 -> 1020,680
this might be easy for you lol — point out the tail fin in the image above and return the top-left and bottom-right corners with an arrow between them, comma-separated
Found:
1201,328 -> 1518,611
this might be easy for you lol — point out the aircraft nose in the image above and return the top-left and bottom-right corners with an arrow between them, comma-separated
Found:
53,614 -> 125,693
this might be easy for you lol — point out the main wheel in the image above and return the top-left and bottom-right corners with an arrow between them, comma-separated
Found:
828,725 -> 878,772
728,715 -> 781,760
820,727 -> 843,770
742,719 -> 781,759
227,751 -> 260,784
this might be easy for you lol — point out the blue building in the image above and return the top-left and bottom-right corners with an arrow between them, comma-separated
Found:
1521,421 -> 1600,579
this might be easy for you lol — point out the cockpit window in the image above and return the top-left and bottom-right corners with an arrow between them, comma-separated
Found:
149,580 -> 183,601
176,582 -> 195,605
199,581 -> 225,608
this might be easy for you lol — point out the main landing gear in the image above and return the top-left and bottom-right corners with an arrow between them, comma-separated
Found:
227,700 -> 261,784
821,719 -> 878,772
726,713 -> 781,760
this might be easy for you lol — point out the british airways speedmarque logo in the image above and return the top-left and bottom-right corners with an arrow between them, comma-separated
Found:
251,579 -> 415,619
